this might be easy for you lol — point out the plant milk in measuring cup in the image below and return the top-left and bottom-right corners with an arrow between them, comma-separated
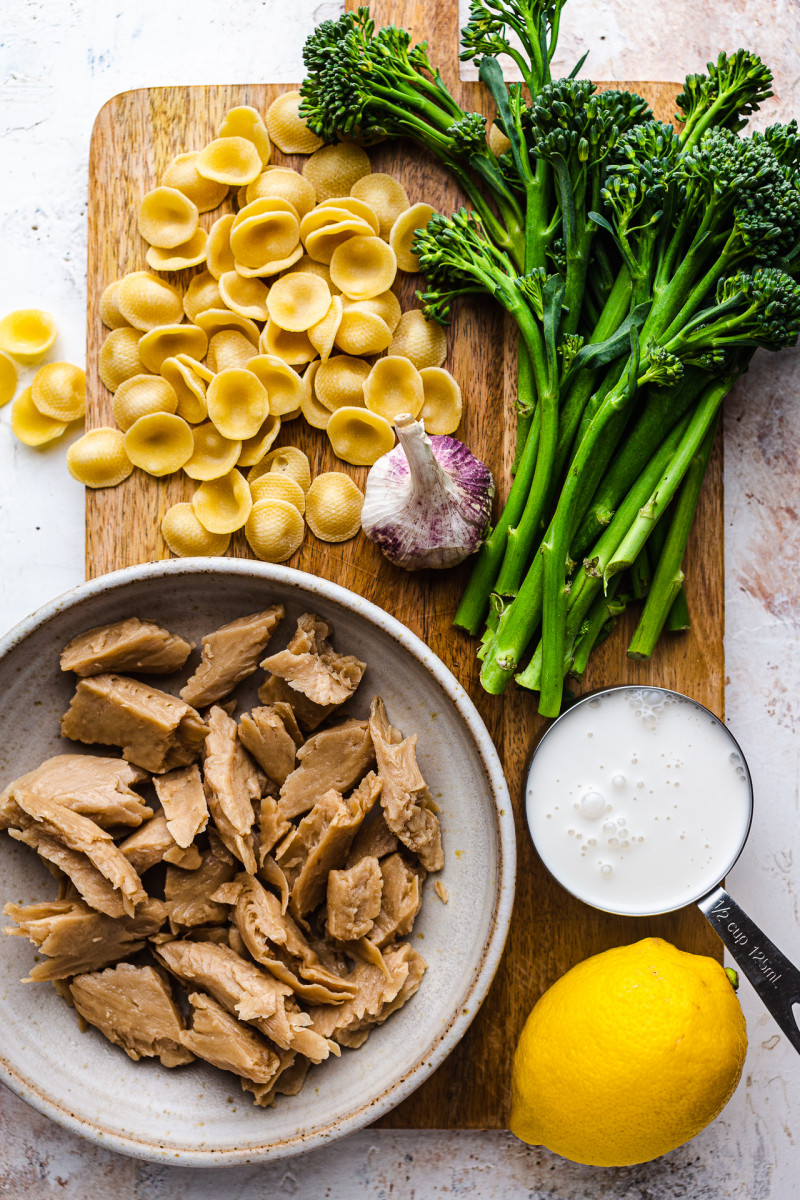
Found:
526,687 -> 752,916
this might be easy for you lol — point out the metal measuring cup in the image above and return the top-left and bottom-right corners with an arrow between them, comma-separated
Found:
525,685 -> 800,1053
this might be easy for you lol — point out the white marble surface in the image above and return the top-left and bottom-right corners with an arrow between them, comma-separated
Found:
1,1 -> 800,1195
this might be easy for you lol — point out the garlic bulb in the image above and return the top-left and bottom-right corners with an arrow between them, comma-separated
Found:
361,414 -> 494,570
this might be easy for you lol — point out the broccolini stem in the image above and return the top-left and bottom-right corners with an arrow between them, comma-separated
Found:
628,413 -> 719,658
569,581 -> 625,679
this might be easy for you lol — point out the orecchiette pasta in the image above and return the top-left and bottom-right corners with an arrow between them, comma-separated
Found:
320,196 -> 380,234
237,413 -> 281,467
206,330 -> 258,373
350,173 -> 410,239
299,361 -> 330,430
342,289 -> 401,332
308,294 -> 343,360
231,201 -> 302,274
266,90 -> 323,155
305,472 -> 364,542
116,272 -> 184,331
162,502 -> 231,557
488,121 -> 512,157
246,354 -> 303,416
326,406 -> 395,466
329,235 -> 397,300
66,427 -> 133,487
291,255 -> 339,292
31,362 -> 86,422
246,168 -> 316,219
249,471 -> 306,512
192,467 -> 252,533
194,307 -> 261,345
245,498 -> 305,562
10,386 -> 67,446
363,356 -> 424,423
266,272 -> 331,332
161,151 -> 229,212
334,306 -> 393,356
183,421 -> 242,481
419,366 -> 463,434
111,374 -> 177,431
301,211 -> 375,265
260,319 -> 316,366
146,229 -> 208,271
99,327 -> 143,392
388,309 -> 447,369
138,187 -> 199,249
183,271 -> 224,321
0,351 -> 17,407
99,281 -> 129,330
161,355 -> 208,424
217,106 -> 271,165
123,412 -> 194,476
314,354 -> 369,412
389,203 -> 436,273
206,215 -> 237,279
218,272 -> 270,322
303,142 -> 371,205
138,324 -> 208,373
196,137 -> 262,186
248,444 -> 311,492
0,309 -> 58,364
206,367 -> 270,440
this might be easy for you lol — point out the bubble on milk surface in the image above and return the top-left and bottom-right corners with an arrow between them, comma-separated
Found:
580,791 -> 605,819
612,773 -> 626,789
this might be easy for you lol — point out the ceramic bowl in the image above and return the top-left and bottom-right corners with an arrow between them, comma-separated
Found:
0,558 -> 515,1165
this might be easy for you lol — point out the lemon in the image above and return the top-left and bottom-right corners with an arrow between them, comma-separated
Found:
510,937 -> 747,1167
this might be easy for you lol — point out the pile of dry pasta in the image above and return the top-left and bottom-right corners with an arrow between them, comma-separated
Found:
2,92 -> 468,562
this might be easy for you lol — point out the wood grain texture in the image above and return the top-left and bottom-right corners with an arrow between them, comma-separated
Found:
85,0 -> 723,1128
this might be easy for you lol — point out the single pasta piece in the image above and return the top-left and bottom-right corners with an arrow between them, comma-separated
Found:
146,229 -> 208,272
10,387 -> 67,446
266,90 -> 323,155
305,472 -> 364,542
308,295 -> 342,360
206,330 -> 258,373
231,202 -> 302,273
388,309 -> 447,369
197,137 -> 262,186
248,444 -> 311,492
351,173 -> 410,239
31,362 -> 86,421
0,309 -> 57,364
183,271 -> 224,321
206,368 -> 270,440
234,244 -> 304,280
192,467 -> 252,534
218,106 -> 271,165
238,413 -> 281,467
99,281 -> 129,330
246,168 -> 316,219
111,374 -> 178,431
249,472 -> 306,512
419,366 -> 463,435
329,235 -> 397,301
488,121 -> 512,157
138,187 -> 199,249
363,356 -> 424,423
266,272 -> 331,332
138,324 -> 208,373
315,355 -> 369,412
292,255 -> 338,292
246,354 -> 303,416
327,406 -> 395,467
66,427 -> 133,487
299,361 -> 330,430
0,350 -> 17,407
218,272 -> 270,322
99,327 -> 143,392
206,215 -> 236,279
124,412 -> 194,476
389,203 -> 437,273
303,143 -> 371,205
342,289 -> 401,333
161,151 -> 229,212
116,272 -> 184,332
161,355 -> 208,423
334,306 -> 392,356
162,502 -> 231,557
245,498 -> 305,562
319,196 -> 379,234
260,319 -> 316,366
301,212 -> 375,265
183,422 -> 242,481
194,307 -> 260,345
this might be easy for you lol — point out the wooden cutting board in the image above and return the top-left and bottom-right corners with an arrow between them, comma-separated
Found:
85,0 -> 723,1128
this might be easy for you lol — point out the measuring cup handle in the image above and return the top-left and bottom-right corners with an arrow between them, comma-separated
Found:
697,885 -> 800,1053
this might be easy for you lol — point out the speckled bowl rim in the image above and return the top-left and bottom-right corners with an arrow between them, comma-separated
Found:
0,557 -> 516,1166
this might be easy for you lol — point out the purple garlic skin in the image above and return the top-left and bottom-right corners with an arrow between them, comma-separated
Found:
361,415 -> 494,570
